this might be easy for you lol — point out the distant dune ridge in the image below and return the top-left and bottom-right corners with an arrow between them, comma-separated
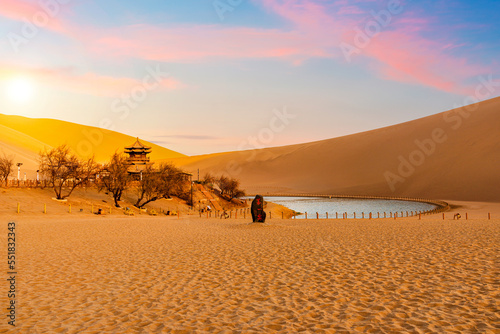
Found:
1,97 -> 498,202
171,97 -> 500,202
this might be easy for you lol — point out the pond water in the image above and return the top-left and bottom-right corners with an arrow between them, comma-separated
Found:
248,196 -> 438,219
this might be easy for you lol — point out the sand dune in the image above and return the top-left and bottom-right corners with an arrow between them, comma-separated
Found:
0,123 -> 46,174
0,114 -> 185,178
1,97 -> 499,202
171,97 -> 500,202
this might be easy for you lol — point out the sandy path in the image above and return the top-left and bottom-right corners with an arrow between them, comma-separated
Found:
0,216 -> 498,333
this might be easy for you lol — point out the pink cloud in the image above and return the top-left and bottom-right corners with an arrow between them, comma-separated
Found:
340,9 -> 490,95
56,72 -> 185,97
258,0 -> 483,93
0,63 -> 185,97
0,0 -> 70,35
82,24 -> 330,63
364,31 -> 488,94
78,1 -> 348,64
336,6 -> 365,16
280,0 -> 491,95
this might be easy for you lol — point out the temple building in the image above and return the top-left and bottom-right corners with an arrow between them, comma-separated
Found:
125,138 -> 153,177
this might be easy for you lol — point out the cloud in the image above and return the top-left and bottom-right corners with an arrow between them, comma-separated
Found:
257,0 -> 492,95
0,0 -> 71,35
80,24 -> 329,64
153,135 -> 221,141
362,29 -> 488,94
0,63 -> 185,97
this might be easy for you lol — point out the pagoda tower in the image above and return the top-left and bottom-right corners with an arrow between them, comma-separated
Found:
125,137 -> 153,176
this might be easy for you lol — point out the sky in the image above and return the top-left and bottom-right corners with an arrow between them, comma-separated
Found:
0,0 -> 499,155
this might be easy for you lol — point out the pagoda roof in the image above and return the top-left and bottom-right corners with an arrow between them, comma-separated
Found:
125,137 -> 152,151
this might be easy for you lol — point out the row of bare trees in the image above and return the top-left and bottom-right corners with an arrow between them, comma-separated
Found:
98,153 -> 187,208
202,173 -> 245,201
1,145 -> 190,208
1,145 -> 246,207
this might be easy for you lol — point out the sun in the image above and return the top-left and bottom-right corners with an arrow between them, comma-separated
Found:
6,77 -> 35,104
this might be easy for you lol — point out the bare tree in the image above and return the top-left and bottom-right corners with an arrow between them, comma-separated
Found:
39,145 -> 98,199
216,175 -> 245,201
135,163 -> 188,208
202,172 -> 215,188
98,153 -> 130,207
0,153 -> 14,186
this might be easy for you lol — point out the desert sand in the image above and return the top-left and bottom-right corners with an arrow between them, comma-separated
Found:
1,202 -> 498,333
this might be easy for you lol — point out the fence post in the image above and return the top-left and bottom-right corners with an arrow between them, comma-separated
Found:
488,213 -> 491,220
235,211 -> 238,219
354,212 -> 356,219
326,212 -> 328,219
305,212 -> 307,219
369,212 -> 372,219
442,213 -> 445,220
466,213 -> 468,220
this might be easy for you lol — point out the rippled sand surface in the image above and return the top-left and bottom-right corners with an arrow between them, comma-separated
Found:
3,216 -> 499,333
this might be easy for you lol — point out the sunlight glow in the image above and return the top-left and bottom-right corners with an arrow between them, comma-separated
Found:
6,77 -> 35,104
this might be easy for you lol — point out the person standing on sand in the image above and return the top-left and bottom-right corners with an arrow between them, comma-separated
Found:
251,195 -> 266,223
